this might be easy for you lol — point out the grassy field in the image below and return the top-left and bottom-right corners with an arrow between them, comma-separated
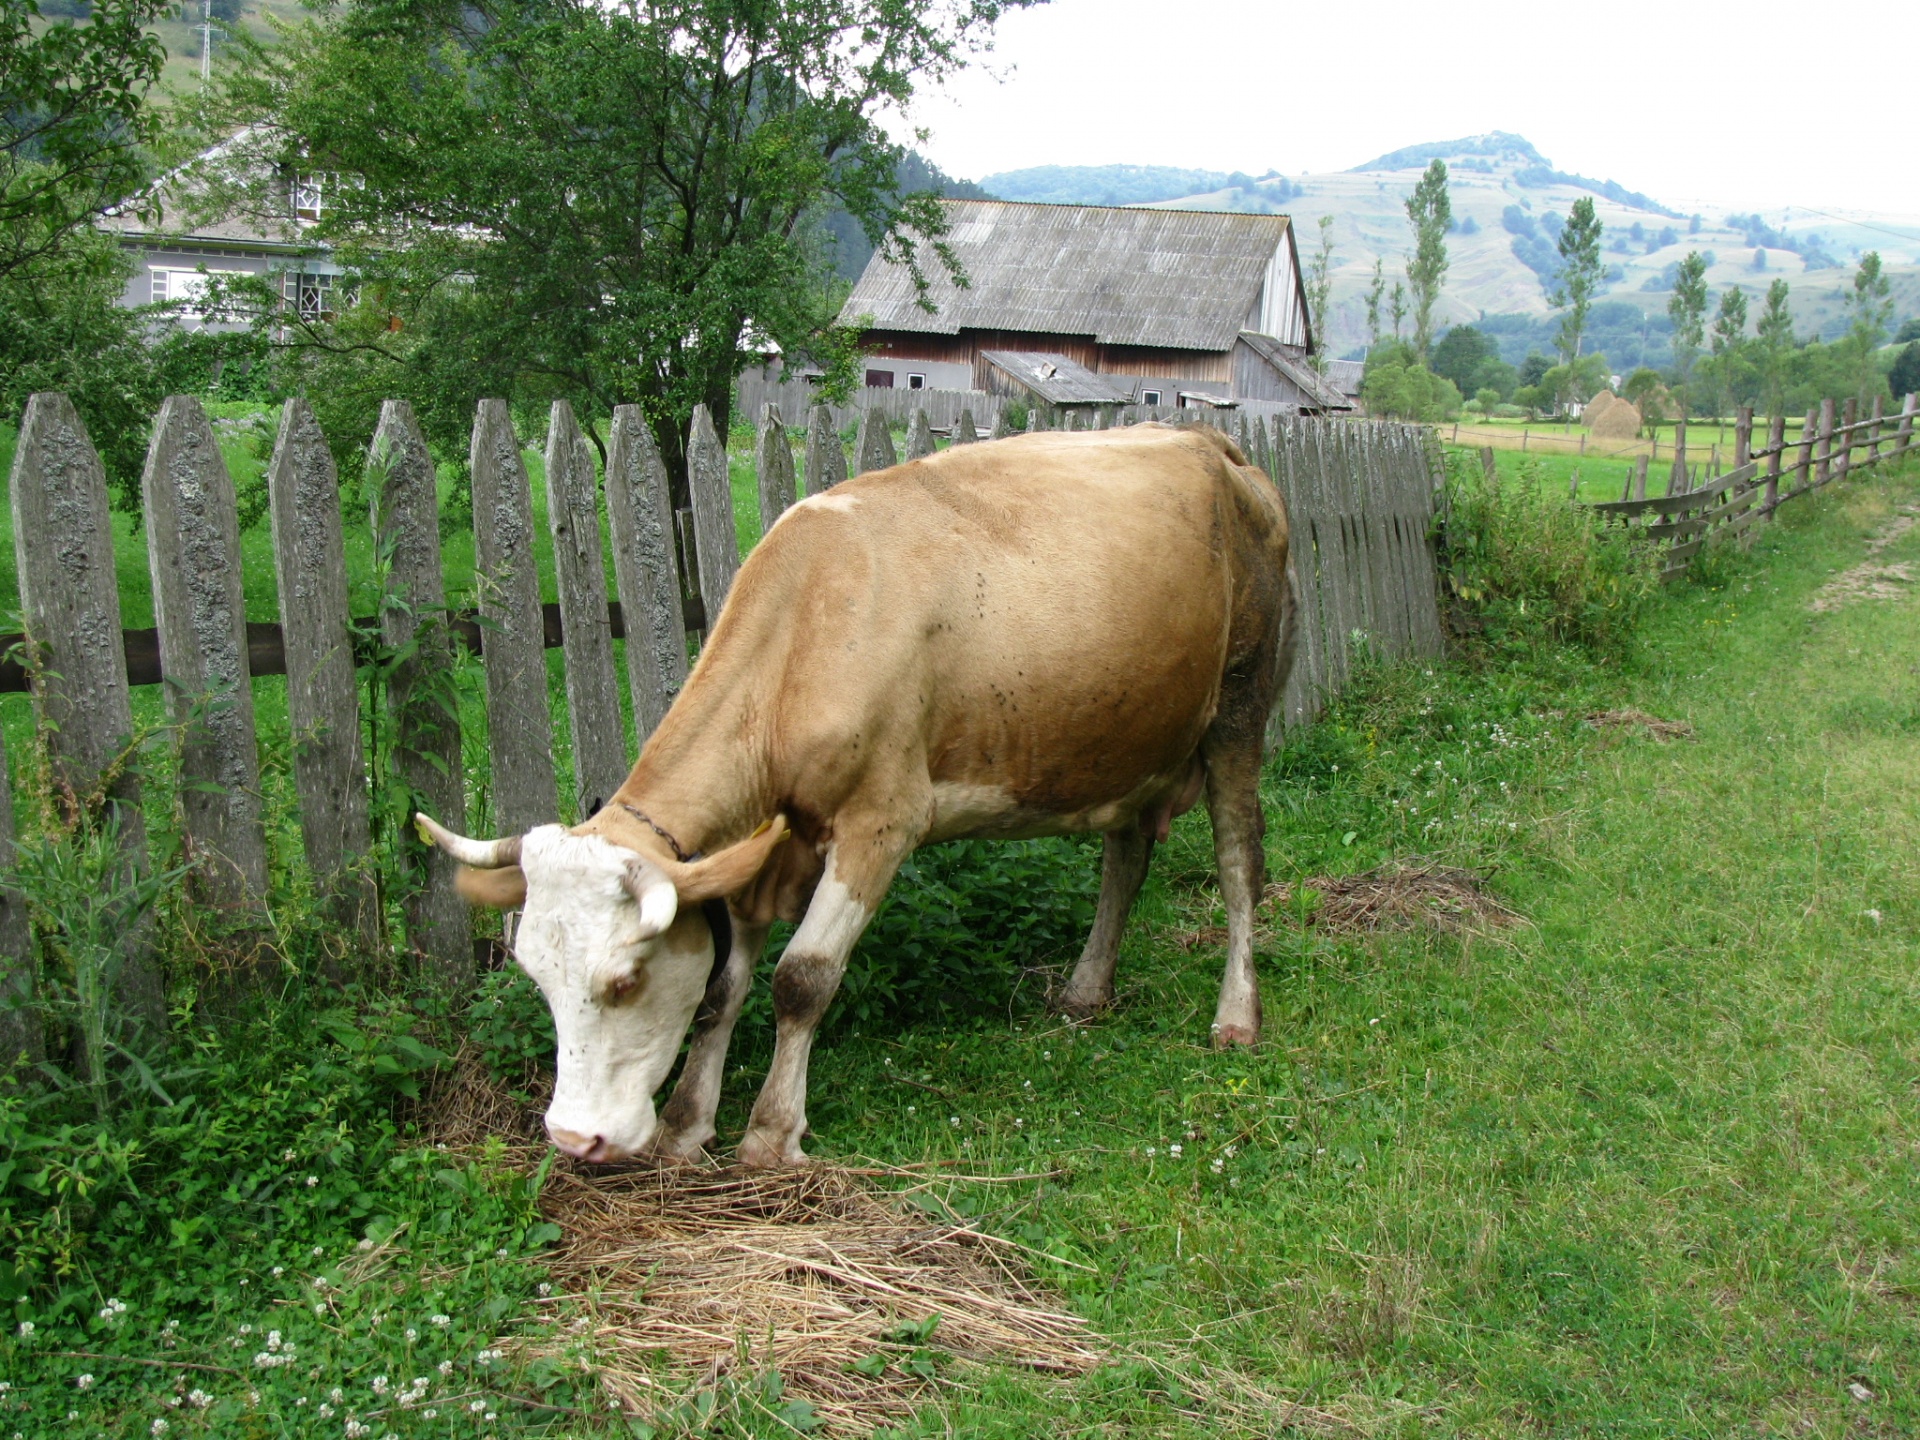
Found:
4,422 -> 1919,1436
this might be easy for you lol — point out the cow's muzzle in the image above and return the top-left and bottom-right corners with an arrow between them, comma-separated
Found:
546,1125 -> 631,1165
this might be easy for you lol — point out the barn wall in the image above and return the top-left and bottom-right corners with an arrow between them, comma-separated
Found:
1233,339 -> 1313,405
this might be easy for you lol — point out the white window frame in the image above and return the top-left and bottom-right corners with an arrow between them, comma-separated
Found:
1141,388 -> 1162,406
150,266 -> 246,321
906,372 -> 926,390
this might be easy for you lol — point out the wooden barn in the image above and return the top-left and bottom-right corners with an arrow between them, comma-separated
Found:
839,199 -> 1352,414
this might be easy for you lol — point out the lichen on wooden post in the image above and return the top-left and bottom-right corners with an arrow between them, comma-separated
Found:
369,399 -> 469,990
544,400 -> 628,815
755,403 -> 797,534
953,409 -> 979,445
605,405 -> 687,744
470,399 -> 558,835
855,407 -> 898,474
905,407 -> 935,460
142,394 -> 268,911
804,404 -> 847,494
9,393 -> 164,1033
266,399 -> 375,949
686,403 -> 740,630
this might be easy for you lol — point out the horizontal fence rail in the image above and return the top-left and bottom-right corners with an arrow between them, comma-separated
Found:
1582,393 -> 1918,579
2,390 -> 1444,977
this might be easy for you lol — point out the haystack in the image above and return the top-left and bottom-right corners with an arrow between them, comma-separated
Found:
1583,391 -> 1619,428
1589,396 -> 1642,440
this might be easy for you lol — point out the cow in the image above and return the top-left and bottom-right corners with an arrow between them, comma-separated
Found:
418,423 -> 1297,1167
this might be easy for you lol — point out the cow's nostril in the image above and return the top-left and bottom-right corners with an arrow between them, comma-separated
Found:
547,1125 -> 601,1160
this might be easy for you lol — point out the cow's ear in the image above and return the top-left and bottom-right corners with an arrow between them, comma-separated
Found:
670,816 -> 790,903
457,864 -> 527,910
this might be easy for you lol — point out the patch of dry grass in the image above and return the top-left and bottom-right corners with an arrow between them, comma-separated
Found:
1584,707 -> 1696,741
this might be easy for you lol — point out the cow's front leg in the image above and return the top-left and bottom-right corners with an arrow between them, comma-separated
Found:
650,918 -> 771,1161
739,839 -> 901,1167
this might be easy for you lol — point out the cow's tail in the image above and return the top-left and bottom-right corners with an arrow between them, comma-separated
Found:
1268,565 -> 1301,731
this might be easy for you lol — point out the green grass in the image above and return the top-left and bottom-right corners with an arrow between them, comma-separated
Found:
7,423 -> 1920,1436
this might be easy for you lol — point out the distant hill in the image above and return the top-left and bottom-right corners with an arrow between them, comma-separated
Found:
961,136 -> 1920,357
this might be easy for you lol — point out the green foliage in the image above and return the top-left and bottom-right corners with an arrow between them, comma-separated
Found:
0,0 -> 172,282
1755,278 -> 1795,414
1890,342 -> 1920,403
1438,449 -> 1659,657
1845,251 -> 1895,400
206,0 -> 1032,493
1362,341 -> 1462,422
1304,214 -> 1335,371
1550,196 -> 1604,379
1668,252 -> 1709,391
1403,159 -> 1451,358
1430,325 -> 1497,397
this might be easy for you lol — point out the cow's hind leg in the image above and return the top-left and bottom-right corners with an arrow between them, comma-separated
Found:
739,831 -> 906,1168
1058,827 -> 1154,1018
1202,674 -> 1278,1048
650,919 -> 771,1161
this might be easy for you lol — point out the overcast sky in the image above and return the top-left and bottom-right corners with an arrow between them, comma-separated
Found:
902,0 -> 1920,218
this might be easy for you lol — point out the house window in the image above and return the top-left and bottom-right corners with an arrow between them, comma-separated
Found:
907,373 -> 926,390
151,266 -> 245,320
1141,389 -> 1162,406
282,271 -> 336,324
865,368 -> 894,388
292,173 -> 325,223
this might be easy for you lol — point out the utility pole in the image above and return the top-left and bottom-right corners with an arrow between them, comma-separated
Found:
200,0 -> 214,84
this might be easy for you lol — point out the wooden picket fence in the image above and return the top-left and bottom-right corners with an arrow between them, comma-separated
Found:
1584,393 -> 1919,579
1,391 -> 1444,980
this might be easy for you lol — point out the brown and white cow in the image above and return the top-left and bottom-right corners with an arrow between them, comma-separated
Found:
419,423 -> 1296,1166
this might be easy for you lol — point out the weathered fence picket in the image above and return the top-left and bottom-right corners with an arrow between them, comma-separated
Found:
266,398 -> 375,943
470,399 -> 559,835
544,400 -> 627,815
142,394 -> 269,909
905,408 -> 935,460
687,404 -> 741,632
804,404 -> 846,494
370,399 -> 469,988
855,407 -> 897,475
0,727 -> 37,1068
953,409 -> 979,445
604,405 -> 686,743
755,403 -> 797,533
8,393 -> 165,1031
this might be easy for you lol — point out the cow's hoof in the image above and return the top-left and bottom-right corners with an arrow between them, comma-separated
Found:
1210,1022 -> 1259,1049
645,1128 -> 712,1164
1056,988 -> 1112,1021
738,1129 -> 809,1169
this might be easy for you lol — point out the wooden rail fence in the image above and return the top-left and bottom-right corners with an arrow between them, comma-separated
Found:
1,392 -> 1443,991
1583,393 -> 1919,580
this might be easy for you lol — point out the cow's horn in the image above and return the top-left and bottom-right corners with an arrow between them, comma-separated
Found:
415,813 -> 521,869
619,858 -> 679,940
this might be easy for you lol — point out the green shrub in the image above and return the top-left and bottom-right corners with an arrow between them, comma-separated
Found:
1438,450 -> 1660,658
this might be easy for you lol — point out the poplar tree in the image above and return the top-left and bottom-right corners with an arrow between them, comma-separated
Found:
1364,257 -> 1386,351
1550,197 -> 1604,401
1668,252 -> 1710,400
1304,214 -> 1336,374
1845,251 -> 1893,400
1754,279 -> 1795,415
1403,159 -> 1451,359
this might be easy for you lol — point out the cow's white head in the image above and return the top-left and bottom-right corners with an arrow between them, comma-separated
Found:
416,812 -> 788,1163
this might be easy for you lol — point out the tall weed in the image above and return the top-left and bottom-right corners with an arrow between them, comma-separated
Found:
1438,450 -> 1659,658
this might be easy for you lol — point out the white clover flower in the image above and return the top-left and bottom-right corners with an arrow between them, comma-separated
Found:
282,1148 -> 296,1162
314,1304 -> 326,1316
150,1421 -> 168,1437
1210,1158 -> 1225,1174
429,1314 -> 451,1328
75,1375 -> 95,1390
357,1238 -> 374,1252
949,1116 -> 960,1128
469,1399 -> 487,1413
437,1360 -> 453,1376
14,1323 -> 30,1338
494,1248 -> 509,1260
295,1396 -> 307,1406
271,1266 -> 284,1278
484,1413 -> 496,1423
905,1105 -> 915,1114
267,1331 -> 282,1351
423,1408 -> 437,1419
305,1176 -> 318,1188
535,1284 -> 551,1298
318,1404 -> 334,1419
310,1245 -> 324,1257
404,1328 -> 418,1343
411,1376 -> 430,1390
1169,1143 -> 1182,1157
167,1395 -> 181,1407
239,1324 -> 253,1336
187,1390 -> 210,1409
1144,1146 -> 1156,1157
371,1376 -> 389,1394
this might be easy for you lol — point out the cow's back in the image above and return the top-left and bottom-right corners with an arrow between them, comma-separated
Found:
681,426 -> 1287,835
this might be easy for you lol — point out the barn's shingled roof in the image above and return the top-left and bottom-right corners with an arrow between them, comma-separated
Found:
841,200 -> 1292,352
979,351 -> 1138,406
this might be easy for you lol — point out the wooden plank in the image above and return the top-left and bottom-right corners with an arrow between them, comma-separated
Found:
952,408 -> 979,445
543,399 -> 628,815
686,403 -> 741,630
0,726 -> 39,1069
1869,395 -> 1885,463
1311,420 -> 1354,693
804,403 -> 847,493
1796,407 -> 1818,493
1669,417 -> 1689,495
1839,398 -> 1857,479
1764,414 -> 1785,510
1277,420 -> 1327,723
1589,462 -> 1757,517
1898,393 -> 1918,454
989,407 -> 1014,441
142,394 -> 268,910
1734,406 -> 1752,469
9,393 -> 164,1032
855,406 -> 898,474
904,407 -> 935,460
266,398 -> 375,942
754,403 -> 796,534
605,405 -> 687,743
1816,399 -> 1834,485
370,400 -> 469,987
469,398 -> 558,835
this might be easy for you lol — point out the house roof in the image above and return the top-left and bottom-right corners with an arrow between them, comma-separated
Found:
1237,331 -> 1355,412
1324,359 -> 1366,397
980,351 -> 1137,406
97,128 -> 312,253
842,200 -> 1293,353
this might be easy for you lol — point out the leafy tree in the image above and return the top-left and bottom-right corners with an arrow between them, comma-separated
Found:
2,0 -> 172,280
1704,286 -> 1749,418
1754,279 -> 1795,415
1551,198 -> 1604,406
1890,343 -> 1920,405
1623,367 -> 1664,413
1363,257 -> 1385,351
1304,213 -> 1336,373
1473,386 -> 1501,412
1896,317 -> 1920,344
1362,339 -> 1461,421
1389,280 -> 1407,340
1403,158 -> 1451,358
1667,252 -> 1709,399
1845,251 -> 1894,400
1431,324 -> 1496,397
1518,351 -> 1552,389
209,0 -> 1032,494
